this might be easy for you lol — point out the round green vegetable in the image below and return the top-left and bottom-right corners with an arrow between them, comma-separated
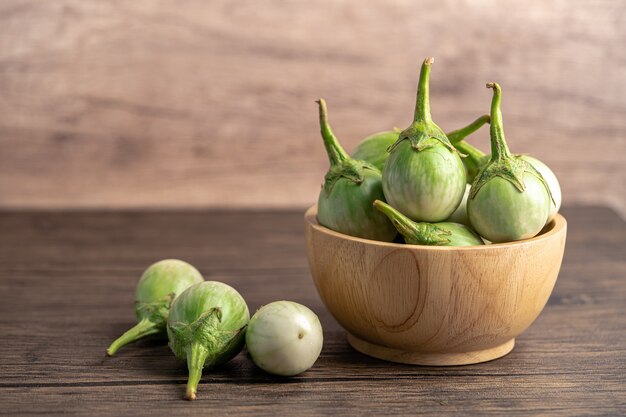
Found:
447,184 -> 471,226
373,200 -> 483,246
316,98 -> 397,242
351,130 -> 400,172
467,83 -> 553,243
519,155 -> 562,224
106,259 -> 204,356
167,281 -> 249,400
351,115 -> 490,174
246,301 -> 323,376
455,139 -> 561,224
382,58 -> 466,222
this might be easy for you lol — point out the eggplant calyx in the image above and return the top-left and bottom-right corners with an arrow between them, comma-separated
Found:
173,308 -> 248,400
407,223 -> 453,246
389,120 -> 456,154
469,156 -> 554,205
469,157 -> 525,199
168,308 -> 222,358
169,308 -> 246,365
183,324 -> 246,401
135,292 -> 175,325
322,159 -> 377,195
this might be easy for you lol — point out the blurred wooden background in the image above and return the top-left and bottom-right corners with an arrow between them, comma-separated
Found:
0,0 -> 624,214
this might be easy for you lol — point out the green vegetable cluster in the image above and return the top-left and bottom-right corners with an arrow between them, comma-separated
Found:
107,260 -> 323,401
316,57 -> 561,245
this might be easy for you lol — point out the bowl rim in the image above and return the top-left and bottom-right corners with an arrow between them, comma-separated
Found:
305,205 -> 567,251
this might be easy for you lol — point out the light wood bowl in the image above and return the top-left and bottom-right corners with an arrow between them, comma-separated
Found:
304,205 -> 567,366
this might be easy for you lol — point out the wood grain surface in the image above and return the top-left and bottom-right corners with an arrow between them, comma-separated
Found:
0,1 -> 624,214
0,205 -> 624,416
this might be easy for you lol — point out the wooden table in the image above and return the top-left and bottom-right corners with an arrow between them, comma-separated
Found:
0,206 -> 624,416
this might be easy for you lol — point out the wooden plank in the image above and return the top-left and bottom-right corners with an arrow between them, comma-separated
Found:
0,0 -> 624,214
0,206 -> 624,415
0,210 -> 309,270
0,261 -> 624,382
0,206 -> 622,270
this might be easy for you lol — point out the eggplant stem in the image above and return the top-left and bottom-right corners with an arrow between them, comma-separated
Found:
106,318 -> 159,356
185,341 -> 210,401
455,140 -> 486,160
447,114 -> 491,145
316,98 -> 350,167
486,82 -> 512,161
414,57 -> 434,123
373,199 -> 452,246
373,200 -> 422,243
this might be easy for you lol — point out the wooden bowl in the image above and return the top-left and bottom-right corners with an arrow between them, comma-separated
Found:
304,205 -> 567,366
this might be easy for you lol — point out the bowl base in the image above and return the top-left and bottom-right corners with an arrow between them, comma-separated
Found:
347,334 -> 515,366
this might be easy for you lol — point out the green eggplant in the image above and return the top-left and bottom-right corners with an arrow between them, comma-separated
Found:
521,155 -> 562,223
167,281 -> 249,401
373,200 -> 483,246
455,138 -> 561,224
316,98 -> 397,242
382,58 -> 467,222
447,184 -> 471,227
107,259 -> 204,356
351,130 -> 400,172
351,115 -> 490,174
467,83 -> 554,243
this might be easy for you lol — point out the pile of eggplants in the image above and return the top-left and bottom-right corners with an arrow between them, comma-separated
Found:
316,58 -> 561,245
107,259 -> 324,401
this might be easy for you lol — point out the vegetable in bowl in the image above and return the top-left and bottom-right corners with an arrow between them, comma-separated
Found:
454,139 -> 561,225
316,98 -> 397,242
382,58 -> 466,222
351,130 -> 400,172
467,83 -> 554,242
